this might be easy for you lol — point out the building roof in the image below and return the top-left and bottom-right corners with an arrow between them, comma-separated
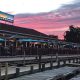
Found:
0,23 -> 48,38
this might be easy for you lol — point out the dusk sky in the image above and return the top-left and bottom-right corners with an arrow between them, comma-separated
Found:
0,0 -> 80,39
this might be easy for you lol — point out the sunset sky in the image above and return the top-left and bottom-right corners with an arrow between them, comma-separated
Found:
0,0 -> 80,39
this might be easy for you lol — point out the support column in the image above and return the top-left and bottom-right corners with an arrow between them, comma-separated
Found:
4,39 -> 7,47
27,42 -> 30,47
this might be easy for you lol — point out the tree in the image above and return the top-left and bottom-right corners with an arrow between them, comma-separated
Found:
64,25 -> 80,43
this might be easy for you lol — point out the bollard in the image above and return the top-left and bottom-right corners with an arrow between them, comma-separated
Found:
41,63 -> 45,71
0,63 -> 1,80
15,67 -> 20,77
5,62 -> 8,80
30,66 -> 33,73
50,62 -> 53,69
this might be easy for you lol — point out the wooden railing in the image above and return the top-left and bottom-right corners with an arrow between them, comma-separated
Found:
0,47 -> 80,56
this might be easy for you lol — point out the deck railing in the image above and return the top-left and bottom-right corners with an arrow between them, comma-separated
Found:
0,47 -> 80,56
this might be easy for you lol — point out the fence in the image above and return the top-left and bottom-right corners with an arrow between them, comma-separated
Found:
0,47 -> 80,56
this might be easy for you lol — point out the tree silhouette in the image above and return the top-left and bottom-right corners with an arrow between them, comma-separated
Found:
64,25 -> 80,43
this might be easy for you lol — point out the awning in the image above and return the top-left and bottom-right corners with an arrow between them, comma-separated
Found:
18,39 -> 48,42
0,38 -> 4,41
18,39 -> 38,42
38,40 -> 47,43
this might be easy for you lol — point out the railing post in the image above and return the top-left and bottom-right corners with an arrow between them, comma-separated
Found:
63,60 -> 66,65
68,59 -> 71,63
5,62 -> 8,80
56,52 -> 58,63
50,61 -> 53,69
41,63 -> 45,71
76,58 -> 78,63
79,58 -> 80,63
39,55 -> 41,71
77,58 -> 79,63
0,63 -> 1,80
50,54 -> 53,69
57,61 -> 60,67
30,66 -> 33,73
15,67 -> 20,77
73,59 -> 75,63
23,49 -> 26,66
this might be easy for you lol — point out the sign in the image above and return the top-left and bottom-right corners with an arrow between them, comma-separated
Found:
0,11 -> 14,23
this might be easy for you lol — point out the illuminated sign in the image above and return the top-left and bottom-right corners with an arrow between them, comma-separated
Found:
0,11 -> 14,23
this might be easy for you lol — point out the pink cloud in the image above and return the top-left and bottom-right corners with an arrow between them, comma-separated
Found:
14,7 -> 80,39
